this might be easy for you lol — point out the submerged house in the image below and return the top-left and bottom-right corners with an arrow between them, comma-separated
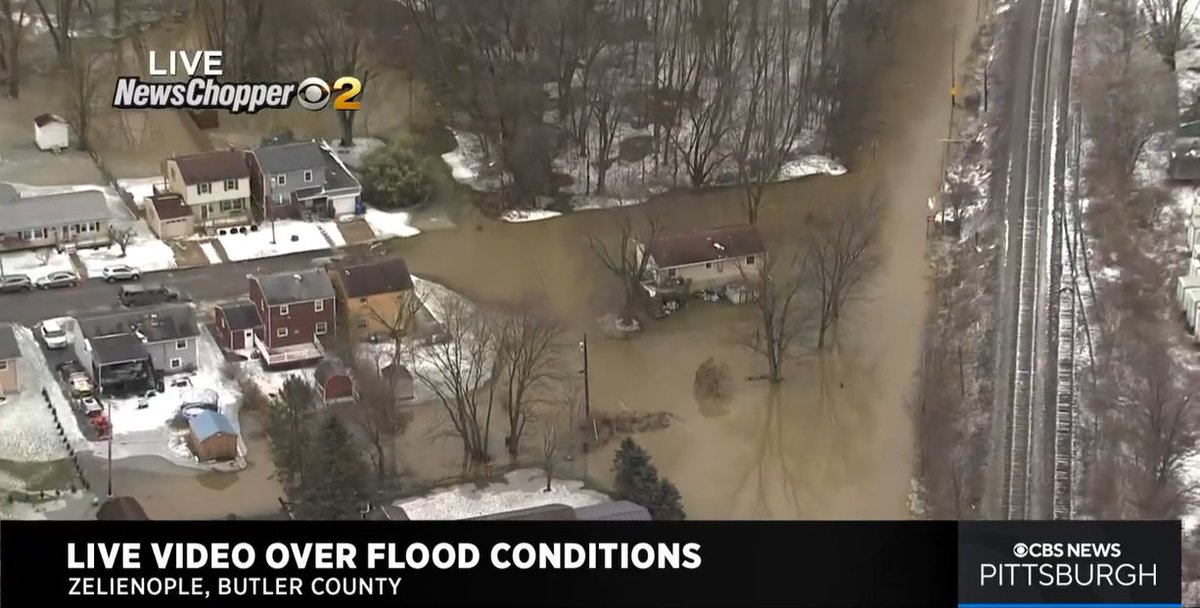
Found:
639,224 -> 765,293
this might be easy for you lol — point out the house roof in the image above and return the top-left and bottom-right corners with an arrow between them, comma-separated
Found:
149,193 -> 191,221
217,300 -> 261,331
253,268 -> 335,305
96,496 -> 149,520
0,324 -> 19,360
251,141 -> 325,175
467,503 -> 579,521
364,505 -> 410,521
170,150 -> 250,185
315,359 -> 350,385
188,410 -> 237,442
646,224 -> 765,268
319,144 -> 362,195
575,500 -> 652,521
33,113 -> 66,127
90,333 -> 150,365
77,304 -> 200,342
0,190 -> 111,232
334,257 -> 413,298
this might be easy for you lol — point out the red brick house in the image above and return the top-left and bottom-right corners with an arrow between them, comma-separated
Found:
214,300 -> 261,352
247,268 -> 336,367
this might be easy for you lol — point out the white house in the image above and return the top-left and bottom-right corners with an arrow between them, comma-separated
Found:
639,224 -> 765,294
163,149 -> 252,230
33,114 -> 69,151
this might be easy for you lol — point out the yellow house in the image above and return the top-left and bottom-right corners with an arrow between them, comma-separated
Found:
328,257 -> 415,341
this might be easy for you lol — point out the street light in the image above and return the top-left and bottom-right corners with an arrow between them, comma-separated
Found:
578,334 -> 590,420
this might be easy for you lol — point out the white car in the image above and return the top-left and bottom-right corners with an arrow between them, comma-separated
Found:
39,319 -> 69,349
101,264 -> 141,282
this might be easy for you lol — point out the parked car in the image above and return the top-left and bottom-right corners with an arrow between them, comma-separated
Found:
118,283 -> 179,307
69,374 -> 93,398
38,319 -> 69,349
0,275 -> 32,293
101,264 -> 141,283
35,271 -> 79,289
80,396 -> 102,416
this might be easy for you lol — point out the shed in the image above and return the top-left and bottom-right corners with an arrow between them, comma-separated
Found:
33,114 -> 68,151
315,359 -> 355,405
96,496 -> 149,520
186,410 -> 239,462
146,193 -> 194,240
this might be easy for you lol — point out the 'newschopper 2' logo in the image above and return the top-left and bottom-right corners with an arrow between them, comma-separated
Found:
112,50 -> 361,114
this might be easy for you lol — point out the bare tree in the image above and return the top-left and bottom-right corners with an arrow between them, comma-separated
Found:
33,0 -> 76,67
344,344 -> 407,485
66,48 -> 103,152
540,416 -> 558,492
107,224 -> 133,256
35,247 -> 54,266
407,291 -> 499,471
1141,0 -> 1198,70
743,249 -> 810,384
303,0 -> 370,146
0,0 -> 31,99
496,307 -> 561,458
589,211 -> 660,326
809,191 -> 883,349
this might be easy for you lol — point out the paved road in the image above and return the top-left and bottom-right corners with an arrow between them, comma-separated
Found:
0,248 -> 347,325
992,0 -> 1076,520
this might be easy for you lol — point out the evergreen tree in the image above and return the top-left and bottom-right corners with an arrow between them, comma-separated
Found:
265,376 -> 317,493
649,478 -> 686,521
296,416 -> 369,520
611,437 -> 687,520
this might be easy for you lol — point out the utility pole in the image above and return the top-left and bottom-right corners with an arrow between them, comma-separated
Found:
580,333 -> 590,419
106,405 -> 113,497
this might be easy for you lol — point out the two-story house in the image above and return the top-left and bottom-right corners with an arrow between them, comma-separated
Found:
163,149 -> 252,230
328,256 -> 414,341
0,187 -> 113,252
246,141 -> 362,221
72,304 -> 200,395
248,268 -> 337,367
639,224 -> 765,294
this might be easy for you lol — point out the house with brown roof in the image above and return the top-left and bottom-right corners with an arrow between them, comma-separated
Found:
639,224 -> 764,294
328,256 -> 415,341
163,149 -> 252,231
145,193 -> 195,240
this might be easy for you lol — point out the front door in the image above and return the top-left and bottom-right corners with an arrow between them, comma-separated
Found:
201,205 -> 210,221
243,330 -> 253,346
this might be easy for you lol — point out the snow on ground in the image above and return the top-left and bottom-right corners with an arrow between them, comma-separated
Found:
199,241 -> 222,265
441,129 -> 509,193
9,182 -> 108,199
364,208 -> 422,239
107,333 -> 240,440
0,248 -> 74,281
13,326 -> 85,450
395,468 -> 608,520
318,221 -> 347,247
116,177 -> 166,209
778,155 -> 848,180
329,137 -> 385,170
0,496 -> 71,520
77,222 -> 177,277
217,220 -> 330,262
0,328 -> 71,463
500,209 -> 563,223
242,358 -> 317,399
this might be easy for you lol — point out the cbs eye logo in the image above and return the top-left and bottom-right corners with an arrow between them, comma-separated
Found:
295,76 -> 363,111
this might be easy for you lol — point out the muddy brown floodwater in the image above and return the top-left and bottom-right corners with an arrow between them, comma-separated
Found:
105,0 -> 977,520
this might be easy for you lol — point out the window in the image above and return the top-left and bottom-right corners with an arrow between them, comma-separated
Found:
359,297 -> 368,303
276,327 -> 289,338
92,222 -> 101,232
315,322 -> 328,336
0,361 -> 7,371
356,317 -> 368,328
303,170 -> 313,183
220,200 -> 234,212
715,262 -> 724,273
175,340 -> 187,350
232,199 -> 244,211
314,300 -> 324,312
705,262 -> 713,269
667,268 -> 677,277
169,358 -> 182,369
276,174 -> 287,186
279,304 -> 290,316
746,256 -> 756,264
224,179 -> 237,191
198,182 -> 211,195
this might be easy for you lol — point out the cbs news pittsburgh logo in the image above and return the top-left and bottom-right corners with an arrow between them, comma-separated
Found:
295,76 -> 362,112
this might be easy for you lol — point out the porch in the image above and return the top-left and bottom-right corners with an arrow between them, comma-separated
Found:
254,334 -> 324,368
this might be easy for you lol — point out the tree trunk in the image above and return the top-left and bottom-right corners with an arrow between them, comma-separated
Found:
7,31 -> 19,99
339,110 -> 355,147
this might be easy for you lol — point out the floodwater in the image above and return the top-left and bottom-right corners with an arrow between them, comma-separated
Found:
103,0 -> 977,519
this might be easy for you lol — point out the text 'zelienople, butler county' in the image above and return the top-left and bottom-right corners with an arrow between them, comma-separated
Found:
64,541 -> 704,599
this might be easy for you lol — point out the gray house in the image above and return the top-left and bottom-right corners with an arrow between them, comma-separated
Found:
74,304 -> 201,388
246,141 -> 361,220
0,188 -> 113,252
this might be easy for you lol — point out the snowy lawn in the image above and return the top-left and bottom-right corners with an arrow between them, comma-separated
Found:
364,208 -> 422,239
329,138 -> 385,170
779,155 -> 847,180
0,249 -> 74,281
77,222 -> 177,278
318,221 -> 348,247
500,209 -> 563,223
13,325 -> 86,451
0,327 -> 72,463
199,242 -> 222,265
116,177 -> 167,209
240,357 -> 316,398
217,220 -> 330,262
395,469 -> 608,520
442,129 -> 509,193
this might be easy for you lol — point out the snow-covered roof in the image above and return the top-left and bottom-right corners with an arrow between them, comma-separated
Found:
188,410 -> 236,442
0,190 -> 111,232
